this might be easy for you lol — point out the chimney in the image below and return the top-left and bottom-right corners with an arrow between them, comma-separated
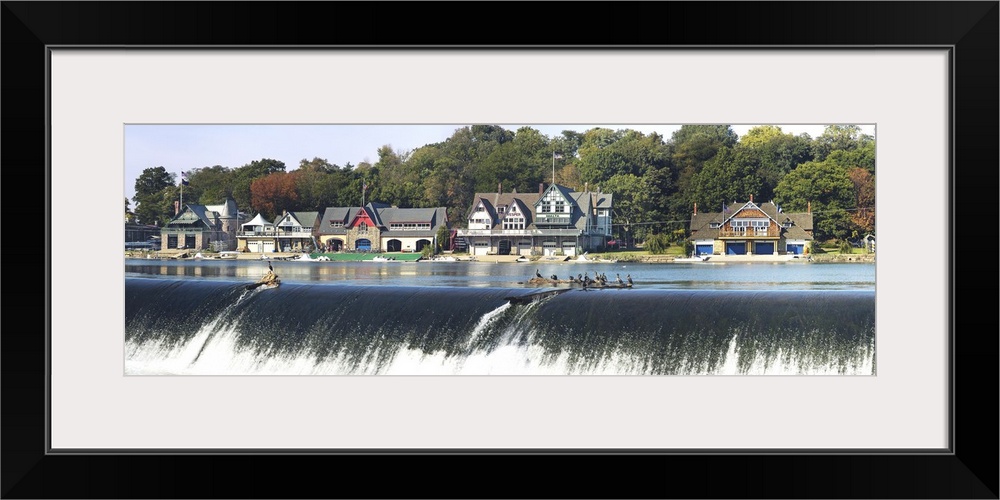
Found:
749,194 -> 753,202
174,200 -> 180,215
584,182 -> 588,192
539,183 -> 545,195
807,201 -> 811,213
498,182 -> 502,195
694,202 -> 697,215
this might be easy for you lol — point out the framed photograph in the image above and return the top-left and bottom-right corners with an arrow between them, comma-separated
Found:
6,2 -> 996,498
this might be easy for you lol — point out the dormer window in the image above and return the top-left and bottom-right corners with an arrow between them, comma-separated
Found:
710,222 -> 721,228
475,204 -> 485,212
498,205 -> 506,214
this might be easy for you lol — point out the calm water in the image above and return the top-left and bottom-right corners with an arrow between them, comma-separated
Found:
124,258 -> 874,291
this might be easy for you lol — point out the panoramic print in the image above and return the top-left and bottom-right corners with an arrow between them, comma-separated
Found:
124,124 -> 876,375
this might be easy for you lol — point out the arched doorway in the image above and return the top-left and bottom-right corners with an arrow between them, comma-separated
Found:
355,238 -> 372,251
328,239 -> 343,252
415,239 -> 431,252
386,239 -> 402,252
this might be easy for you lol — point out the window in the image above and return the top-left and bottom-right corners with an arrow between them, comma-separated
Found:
330,221 -> 344,228
498,205 -> 506,214
475,205 -> 485,212
503,217 -> 525,230
359,222 -> 368,231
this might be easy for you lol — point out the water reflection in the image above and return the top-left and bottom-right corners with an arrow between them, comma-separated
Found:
125,258 -> 875,291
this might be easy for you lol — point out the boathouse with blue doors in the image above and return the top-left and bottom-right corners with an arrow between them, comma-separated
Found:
687,197 -> 814,257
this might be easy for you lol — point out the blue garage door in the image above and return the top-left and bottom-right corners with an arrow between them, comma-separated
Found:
726,242 -> 746,255
356,238 -> 372,251
756,242 -> 774,255
787,244 -> 803,255
695,244 -> 713,256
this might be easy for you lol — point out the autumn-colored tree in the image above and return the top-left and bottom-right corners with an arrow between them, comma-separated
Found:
250,171 -> 302,219
847,167 -> 875,233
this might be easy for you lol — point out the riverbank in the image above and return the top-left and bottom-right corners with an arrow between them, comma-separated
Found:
126,249 -> 875,264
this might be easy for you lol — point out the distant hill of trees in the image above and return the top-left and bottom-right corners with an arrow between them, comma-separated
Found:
129,124 -> 874,242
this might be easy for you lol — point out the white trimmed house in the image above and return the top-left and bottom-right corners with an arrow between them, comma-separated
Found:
456,183 -> 614,257
237,210 -> 319,253
688,198 -> 814,256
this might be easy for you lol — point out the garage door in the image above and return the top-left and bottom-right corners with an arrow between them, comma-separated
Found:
755,242 -> 774,254
726,242 -> 746,255
695,244 -> 713,256
787,244 -> 803,255
472,242 -> 490,256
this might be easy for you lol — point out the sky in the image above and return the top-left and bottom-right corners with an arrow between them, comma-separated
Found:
124,124 -> 875,203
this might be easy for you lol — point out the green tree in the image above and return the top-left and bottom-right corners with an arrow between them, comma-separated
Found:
436,224 -> 451,252
132,166 -> 176,225
811,125 -> 873,161
690,147 -> 764,212
602,173 -> 653,240
133,166 -> 173,200
665,125 -> 738,219
187,165 -> 234,205
774,160 -> 855,240
125,197 -> 134,223
737,126 -> 814,201
644,233 -> 671,254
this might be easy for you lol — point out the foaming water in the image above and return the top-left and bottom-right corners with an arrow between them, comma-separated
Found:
125,278 -> 875,375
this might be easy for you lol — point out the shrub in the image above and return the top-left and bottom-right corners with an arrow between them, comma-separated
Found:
645,233 -> 671,254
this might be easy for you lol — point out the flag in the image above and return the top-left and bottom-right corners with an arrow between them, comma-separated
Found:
553,152 -> 564,159
180,171 -> 189,186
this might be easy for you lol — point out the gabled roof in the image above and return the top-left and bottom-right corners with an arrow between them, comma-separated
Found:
466,184 -> 614,231
316,204 -> 449,234
356,203 -> 389,227
276,211 -> 319,229
537,183 -> 575,205
242,212 -> 272,228
469,197 -> 498,222
688,200 -> 814,241
318,207 -> 354,232
721,201 -> 779,226
166,204 -> 213,229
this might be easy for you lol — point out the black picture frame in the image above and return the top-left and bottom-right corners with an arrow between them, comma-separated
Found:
4,2 -> 996,498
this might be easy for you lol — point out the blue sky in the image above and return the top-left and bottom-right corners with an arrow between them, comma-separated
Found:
124,124 -> 874,203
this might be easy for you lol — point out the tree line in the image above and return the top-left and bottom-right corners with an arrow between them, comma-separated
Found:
127,124 -> 875,243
